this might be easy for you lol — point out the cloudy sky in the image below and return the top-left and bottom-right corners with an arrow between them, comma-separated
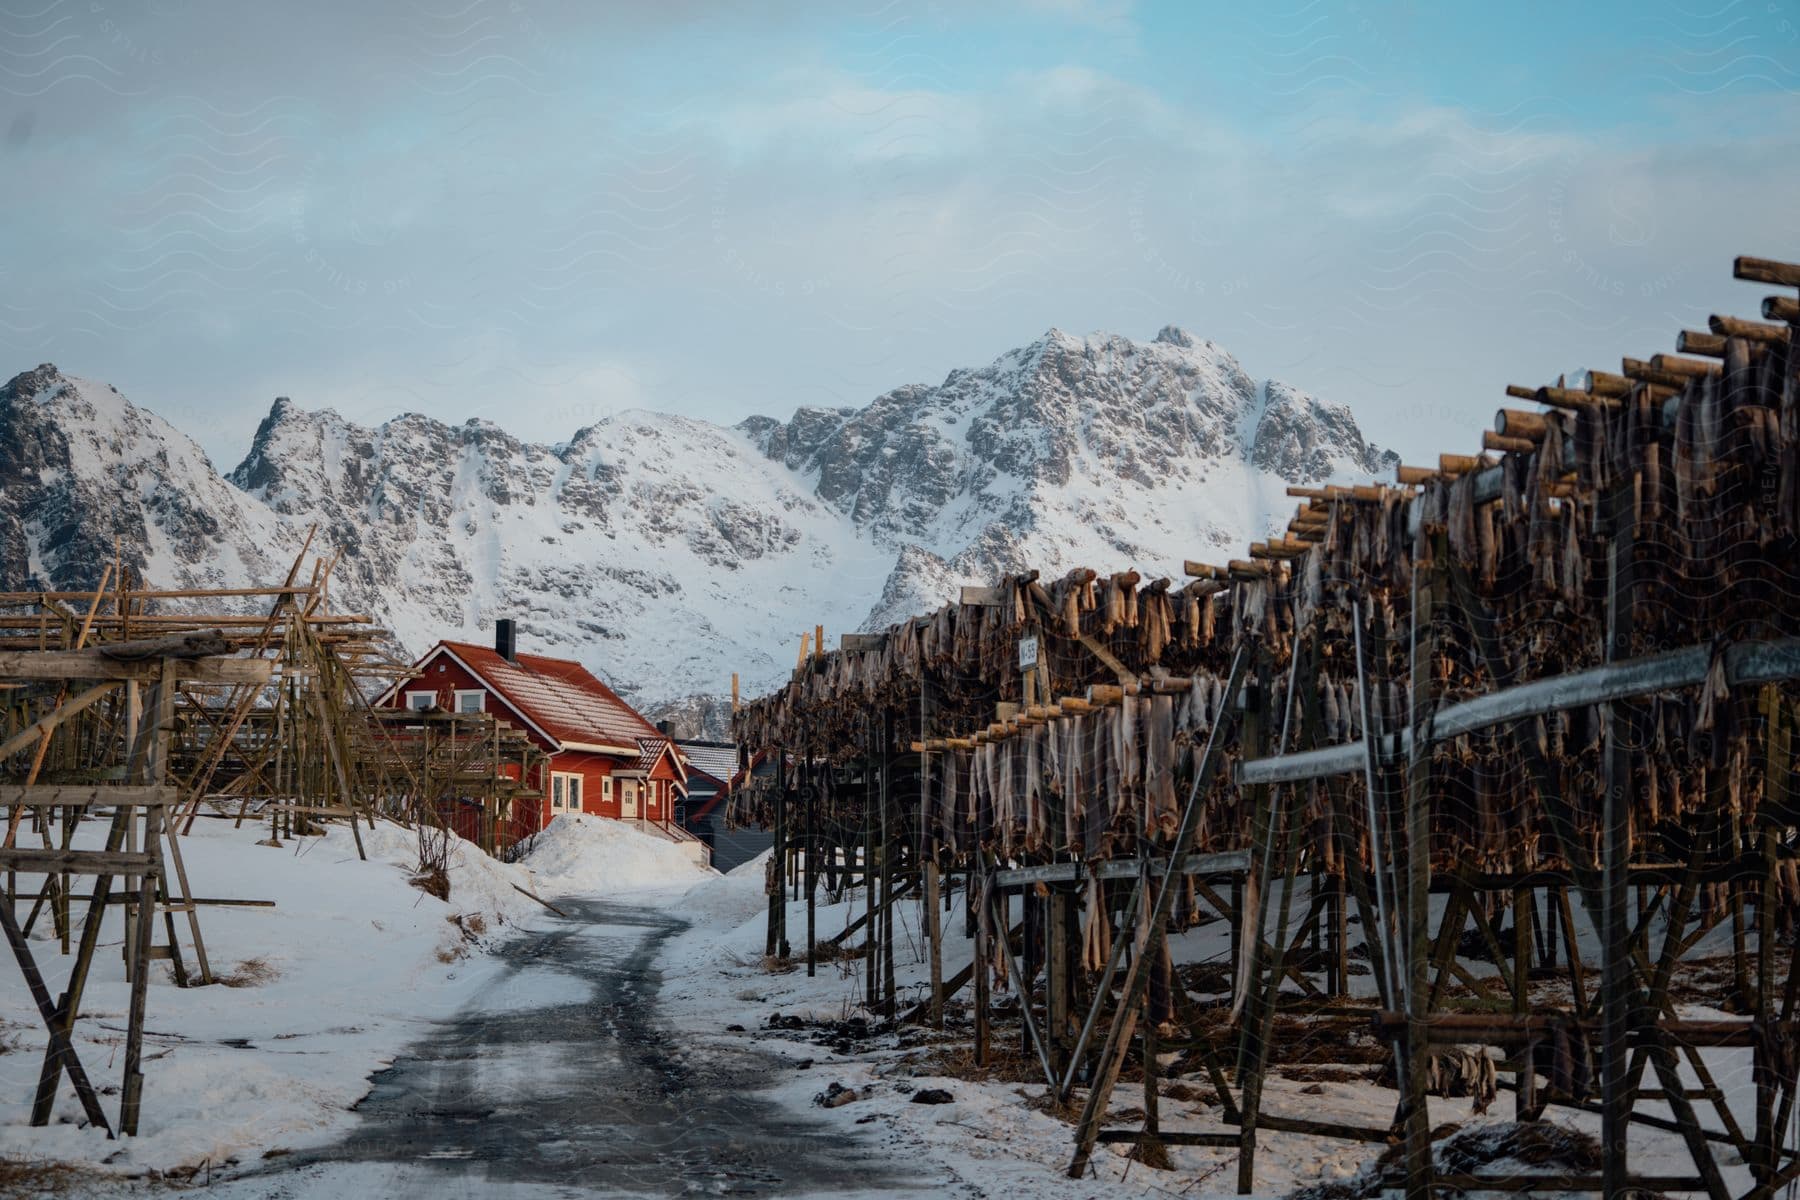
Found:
3,0 -> 1797,468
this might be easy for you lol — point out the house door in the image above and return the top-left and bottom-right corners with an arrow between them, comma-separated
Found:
621,780 -> 639,819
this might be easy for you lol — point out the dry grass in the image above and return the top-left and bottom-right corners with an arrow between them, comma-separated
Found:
409,868 -> 450,902
742,941 -> 867,975
921,1037 -> 1045,1087
444,912 -> 488,944
217,957 -> 279,988
0,1157 -> 99,1195
1019,1086 -> 1083,1123
1128,1136 -> 1174,1170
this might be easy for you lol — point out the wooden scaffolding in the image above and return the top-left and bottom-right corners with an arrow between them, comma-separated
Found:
1,554 -> 541,1134
733,253 -> 1800,1197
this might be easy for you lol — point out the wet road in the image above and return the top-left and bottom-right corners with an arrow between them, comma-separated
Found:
213,900 -> 906,1198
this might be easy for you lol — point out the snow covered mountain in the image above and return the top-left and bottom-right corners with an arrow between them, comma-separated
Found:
0,329 -> 1395,731
745,326 -> 1394,622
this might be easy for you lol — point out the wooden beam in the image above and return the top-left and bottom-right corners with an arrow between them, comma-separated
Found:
0,850 -> 160,876
0,586 -> 316,602
1623,357 -> 1693,389
1676,330 -> 1727,358
1483,431 -> 1535,454
959,585 -> 1006,607
0,786 -> 176,810
992,849 -> 1248,888
1649,353 -> 1721,378
1586,371 -> 1633,398
0,683 -> 119,759
1494,409 -> 1548,440
1538,385 -> 1612,411
1765,296 -> 1800,323
0,651 -> 270,684
1735,255 -> 1800,287
1076,632 -> 1134,684
1709,314 -> 1790,343
839,633 -> 885,652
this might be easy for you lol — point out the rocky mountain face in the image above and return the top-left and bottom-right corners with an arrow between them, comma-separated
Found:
0,365 -> 295,594
0,328 -> 1394,731
741,326 -> 1395,624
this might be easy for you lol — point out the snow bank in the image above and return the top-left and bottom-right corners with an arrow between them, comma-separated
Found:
520,813 -> 714,896
0,815 -> 542,1175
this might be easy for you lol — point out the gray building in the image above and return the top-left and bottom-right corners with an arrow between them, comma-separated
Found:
674,739 -> 772,874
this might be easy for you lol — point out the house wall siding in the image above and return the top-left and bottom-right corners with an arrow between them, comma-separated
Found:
385,644 -> 681,837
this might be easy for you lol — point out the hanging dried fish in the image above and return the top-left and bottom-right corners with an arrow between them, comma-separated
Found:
1145,693 -> 1177,839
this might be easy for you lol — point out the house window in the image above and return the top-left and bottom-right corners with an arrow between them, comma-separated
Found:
602,776 -> 614,805
405,691 -> 434,711
551,771 -> 584,813
454,689 -> 483,714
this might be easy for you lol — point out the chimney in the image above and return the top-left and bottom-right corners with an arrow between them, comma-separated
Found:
656,719 -> 673,736
495,618 -> 517,662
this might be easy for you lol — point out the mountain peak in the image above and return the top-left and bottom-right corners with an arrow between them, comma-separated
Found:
1154,325 -> 1197,348
3,362 -> 66,400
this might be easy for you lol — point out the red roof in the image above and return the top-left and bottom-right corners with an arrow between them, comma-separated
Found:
435,641 -> 661,751
634,736 -> 686,780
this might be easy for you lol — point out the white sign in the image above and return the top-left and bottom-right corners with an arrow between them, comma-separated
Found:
1018,636 -> 1039,669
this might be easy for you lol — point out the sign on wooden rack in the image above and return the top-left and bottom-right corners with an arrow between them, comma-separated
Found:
1018,635 -> 1039,670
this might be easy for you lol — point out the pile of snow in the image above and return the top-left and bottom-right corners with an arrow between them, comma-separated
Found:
520,813 -> 714,896
0,815 -> 543,1175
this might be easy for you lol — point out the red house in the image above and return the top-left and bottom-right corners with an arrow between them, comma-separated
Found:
376,621 -> 689,841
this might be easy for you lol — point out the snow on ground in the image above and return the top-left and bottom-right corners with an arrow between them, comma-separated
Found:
0,813 -> 1777,1195
0,814 -> 543,1177
0,812 -> 729,1181
517,813 -> 715,896
655,855 -> 1773,1197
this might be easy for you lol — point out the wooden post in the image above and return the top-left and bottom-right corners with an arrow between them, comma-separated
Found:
1400,566 -> 1438,1200
1236,655 -> 1272,1193
974,870 -> 991,1066
920,673 -> 945,1026
1047,884 -> 1071,1066
1754,829 -> 1777,1188
1514,882 -> 1534,1117
1142,967 -> 1161,1155
119,800 -> 158,1136
1600,483 -> 1634,1200
767,750 -> 787,959
925,858 -> 944,1028
864,719 -> 878,1005
805,760 -> 817,976
1331,862 -> 1348,997
879,710 -> 896,1018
